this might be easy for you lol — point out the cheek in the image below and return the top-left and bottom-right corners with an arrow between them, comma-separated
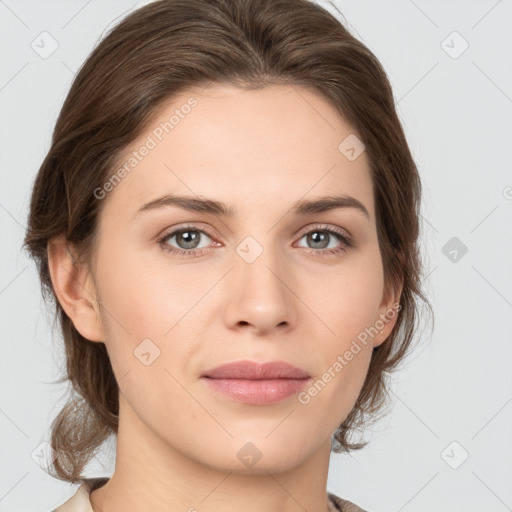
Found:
309,247 -> 385,341
92,242 -> 213,387
303,248 -> 383,405
95,240 -> 209,337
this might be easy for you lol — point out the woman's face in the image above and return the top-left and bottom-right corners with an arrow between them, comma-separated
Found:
84,84 -> 400,473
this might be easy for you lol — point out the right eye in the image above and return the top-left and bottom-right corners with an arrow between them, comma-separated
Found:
157,225 -> 219,257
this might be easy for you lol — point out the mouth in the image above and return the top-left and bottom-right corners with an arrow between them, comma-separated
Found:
201,360 -> 310,405
202,359 -> 310,379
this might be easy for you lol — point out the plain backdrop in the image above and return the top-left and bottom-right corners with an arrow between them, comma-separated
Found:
1,1 -> 511,511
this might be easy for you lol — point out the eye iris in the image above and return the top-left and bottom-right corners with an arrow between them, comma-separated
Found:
177,230 -> 200,249
308,231 -> 329,249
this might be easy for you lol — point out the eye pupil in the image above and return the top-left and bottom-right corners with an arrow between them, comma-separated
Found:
308,231 -> 329,249
177,230 -> 200,249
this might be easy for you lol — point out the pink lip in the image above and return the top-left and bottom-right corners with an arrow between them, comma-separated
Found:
202,360 -> 310,379
201,360 -> 310,405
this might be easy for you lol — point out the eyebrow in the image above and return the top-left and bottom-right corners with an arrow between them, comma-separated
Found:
133,193 -> 370,220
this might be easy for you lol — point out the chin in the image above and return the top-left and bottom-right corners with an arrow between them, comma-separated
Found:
194,437 -> 315,474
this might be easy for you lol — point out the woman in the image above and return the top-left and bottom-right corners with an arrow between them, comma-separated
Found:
23,0 -> 432,510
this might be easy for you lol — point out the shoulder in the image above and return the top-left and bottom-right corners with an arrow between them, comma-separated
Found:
328,491 -> 370,512
51,477 -> 109,512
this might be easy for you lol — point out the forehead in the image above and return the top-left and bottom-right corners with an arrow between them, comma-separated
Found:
101,83 -> 374,221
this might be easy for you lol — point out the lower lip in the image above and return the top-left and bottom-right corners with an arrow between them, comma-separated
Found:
202,378 -> 309,405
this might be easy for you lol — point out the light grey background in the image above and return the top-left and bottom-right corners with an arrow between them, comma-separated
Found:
1,1 -> 511,511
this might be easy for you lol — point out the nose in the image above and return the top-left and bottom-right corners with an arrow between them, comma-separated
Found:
223,245 -> 297,335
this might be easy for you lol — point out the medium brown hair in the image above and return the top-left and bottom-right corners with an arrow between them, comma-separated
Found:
23,0 -> 433,482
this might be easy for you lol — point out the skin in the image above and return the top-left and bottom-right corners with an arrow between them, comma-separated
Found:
48,84 -> 401,512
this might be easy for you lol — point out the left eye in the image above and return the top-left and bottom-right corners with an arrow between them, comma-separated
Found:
296,229 -> 349,251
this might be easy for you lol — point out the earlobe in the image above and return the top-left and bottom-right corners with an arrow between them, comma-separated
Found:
47,235 -> 105,342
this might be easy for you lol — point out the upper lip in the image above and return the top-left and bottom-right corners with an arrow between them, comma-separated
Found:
202,360 -> 310,380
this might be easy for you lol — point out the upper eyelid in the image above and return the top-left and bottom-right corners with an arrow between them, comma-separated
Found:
159,223 -> 215,240
297,223 -> 351,238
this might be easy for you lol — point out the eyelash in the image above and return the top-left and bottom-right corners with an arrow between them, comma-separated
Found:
157,223 -> 354,258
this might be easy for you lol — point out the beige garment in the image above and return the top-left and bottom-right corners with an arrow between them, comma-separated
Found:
52,478 -> 368,512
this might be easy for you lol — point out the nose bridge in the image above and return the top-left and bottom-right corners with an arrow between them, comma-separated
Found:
224,232 -> 296,332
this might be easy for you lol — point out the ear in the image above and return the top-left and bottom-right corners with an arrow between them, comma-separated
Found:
47,235 -> 105,342
372,251 -> 404,348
